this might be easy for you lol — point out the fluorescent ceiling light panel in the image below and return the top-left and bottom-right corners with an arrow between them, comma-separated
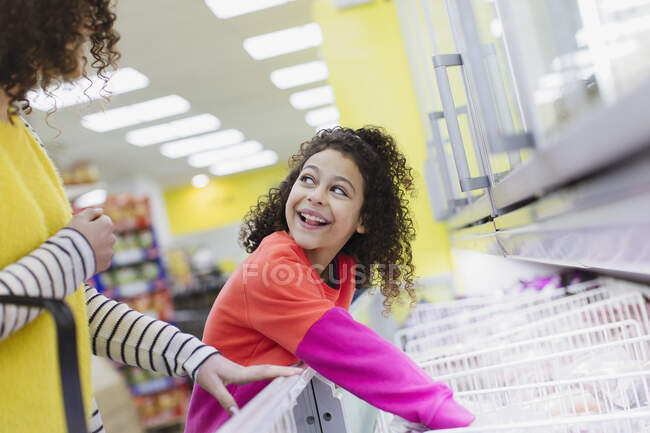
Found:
160,129 -> 245,159
191,174 -> 211,188
244,23 -> 322,60
126,114 -> 221,147
81,95 -> 190,132
305,105 -> 340,127
270,61 -> 329,89
205,0 -> 295,19
210,150 -> 278,176
290,85 -> 335,110
27,67 -> 149,111
188,140 -> 264,168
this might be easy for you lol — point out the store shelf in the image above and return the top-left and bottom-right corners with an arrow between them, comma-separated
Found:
112,247 -> 160,267
100,277 -> 168,299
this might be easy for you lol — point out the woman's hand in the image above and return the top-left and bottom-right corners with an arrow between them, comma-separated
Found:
66,208 -> 116,273
196,354 -> 304,414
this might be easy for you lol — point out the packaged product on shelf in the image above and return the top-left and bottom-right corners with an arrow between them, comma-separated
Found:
137,229 -> 154,249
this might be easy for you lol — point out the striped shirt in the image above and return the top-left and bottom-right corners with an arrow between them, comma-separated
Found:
0,226 -> 218,432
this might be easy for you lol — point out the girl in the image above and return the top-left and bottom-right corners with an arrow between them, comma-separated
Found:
186,127 -> 474,431
0,1 -> 300,432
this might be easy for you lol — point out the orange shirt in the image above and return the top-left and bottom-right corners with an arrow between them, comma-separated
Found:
202,231 -> 356,366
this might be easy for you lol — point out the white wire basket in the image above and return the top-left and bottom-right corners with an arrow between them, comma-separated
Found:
403,291 -> 649,361
433,411 -> 650,433
404,294 -> 520,329
434,335 -> 650,393
456,371 -> 650,422
378,371 -> 650,433
419,320 -> 643,379
394,288 -> 572,350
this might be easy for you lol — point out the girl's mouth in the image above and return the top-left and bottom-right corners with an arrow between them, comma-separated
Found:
298,211 -> 329,227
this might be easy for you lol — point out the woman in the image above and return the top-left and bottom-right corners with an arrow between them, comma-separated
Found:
0,1 -> 301,432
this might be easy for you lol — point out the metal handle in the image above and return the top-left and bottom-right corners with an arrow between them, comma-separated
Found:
456,0 -> 534,153
433,53 -> 490,192
0,296 -> 87,433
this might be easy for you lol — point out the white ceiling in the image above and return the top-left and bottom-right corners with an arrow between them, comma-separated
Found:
25,0 -> 322,187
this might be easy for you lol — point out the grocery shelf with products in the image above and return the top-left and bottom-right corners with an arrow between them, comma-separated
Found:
165,247 -> 229,338
84,194 -> 191,432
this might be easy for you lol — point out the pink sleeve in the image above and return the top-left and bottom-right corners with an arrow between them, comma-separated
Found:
295,307 -> 474,429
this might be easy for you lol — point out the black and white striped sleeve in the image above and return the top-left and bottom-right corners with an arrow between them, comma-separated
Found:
0,227 -> 95,341
85,285 -> 219,381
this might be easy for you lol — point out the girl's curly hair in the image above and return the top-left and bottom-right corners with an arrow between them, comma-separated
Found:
240,126 -> 417,311
0,0 -> 120,117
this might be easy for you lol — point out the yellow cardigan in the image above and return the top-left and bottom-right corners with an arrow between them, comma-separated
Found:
0,117 -> 92,432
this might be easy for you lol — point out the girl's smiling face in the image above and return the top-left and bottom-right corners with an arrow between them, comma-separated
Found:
285,148 -> 366,269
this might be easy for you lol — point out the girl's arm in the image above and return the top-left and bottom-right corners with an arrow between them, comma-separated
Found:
245,257 -> 474,430
295,307 -> 474,429
0,227 -> 95,341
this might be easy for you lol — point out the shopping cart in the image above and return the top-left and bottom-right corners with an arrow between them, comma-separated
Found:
0,295 -> 87,433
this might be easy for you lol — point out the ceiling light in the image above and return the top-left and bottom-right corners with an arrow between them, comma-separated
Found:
81,95 -> 190,132
205,0 -> 295,19
270,61 -> 329,89
188,141 -> 264,167
160,129 -> 245,159
305,105 -> 340,127
210,150 -> 279,176
74,189 -> 107,208
27,67 -> 149,111
243,23 -> 322,60
289,85 -> 335,110
191,174 -> 211,188
126,114 -> 221,147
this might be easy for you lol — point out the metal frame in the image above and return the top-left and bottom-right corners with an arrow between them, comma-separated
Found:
219,369 -> 348,433
433,53 -> 491,192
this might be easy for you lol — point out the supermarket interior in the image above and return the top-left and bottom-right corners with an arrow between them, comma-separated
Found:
2,0 -> 650,432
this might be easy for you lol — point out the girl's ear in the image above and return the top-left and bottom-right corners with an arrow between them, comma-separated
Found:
356,219 -> 366,234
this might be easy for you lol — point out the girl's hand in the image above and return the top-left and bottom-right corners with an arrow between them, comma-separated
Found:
195,354 -> 304,414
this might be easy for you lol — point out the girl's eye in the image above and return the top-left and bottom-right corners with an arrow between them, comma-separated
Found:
300,175 -> 315,185
332,186 -> 347,196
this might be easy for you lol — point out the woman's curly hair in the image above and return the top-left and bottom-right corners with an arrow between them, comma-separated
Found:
240,126 -> 417,311
0,0 -> 120,117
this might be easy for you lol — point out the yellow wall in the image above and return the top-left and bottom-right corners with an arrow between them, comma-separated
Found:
164,165 -> 287,235
312,0 -> 451,276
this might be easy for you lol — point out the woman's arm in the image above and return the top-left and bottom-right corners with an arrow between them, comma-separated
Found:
84,285 -> 216,380
0,227 -> 94,340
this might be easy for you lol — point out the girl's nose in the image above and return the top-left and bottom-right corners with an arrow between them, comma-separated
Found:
307,187 -> 326,205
